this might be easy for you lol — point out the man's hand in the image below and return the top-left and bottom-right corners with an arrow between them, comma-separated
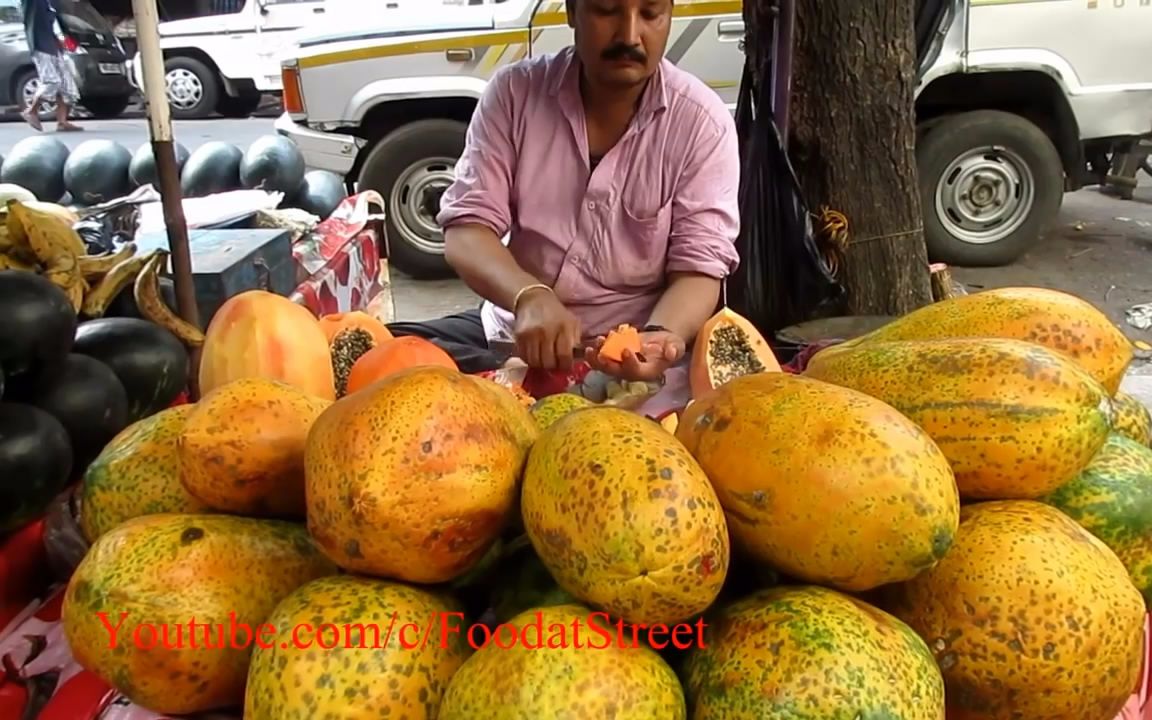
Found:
513,288 -> 582,370
584,330 -> 686,383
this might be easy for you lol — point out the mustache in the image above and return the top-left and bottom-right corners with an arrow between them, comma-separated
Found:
601,44 -> 647,63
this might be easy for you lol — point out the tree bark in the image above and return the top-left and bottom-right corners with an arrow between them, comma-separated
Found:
745,0 -> 934,316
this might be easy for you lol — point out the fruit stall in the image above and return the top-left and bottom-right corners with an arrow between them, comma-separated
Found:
2,174 -> 1152,719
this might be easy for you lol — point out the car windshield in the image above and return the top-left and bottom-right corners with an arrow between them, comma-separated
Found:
54,0 -> 113,35
0,0 -> 20,24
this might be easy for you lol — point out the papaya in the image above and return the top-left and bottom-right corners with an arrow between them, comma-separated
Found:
438,604 -> 687,719
528,392 -> 594,430
676,373 -> 959,592
304,365 -> 534,583
344,336 -> 458,395
198,289 -> 336,401
1114,390 -> 1152,446
245,575 -> 469,719
178,377 -> 330,518
78,404 -> 208,543
839,286 -> 1133,394
1045,433 -> 1152,607
321,311 -> 394,397
683,586 -> 945,719
521,406 -> 729,626
317,310 -> 392,345
597,323 -> 642,362
61,513 -> 337,715
689,306 -> 781,398
883,501 -> 1144,720
803,338 -> 1113,500
464,373 -> 541,450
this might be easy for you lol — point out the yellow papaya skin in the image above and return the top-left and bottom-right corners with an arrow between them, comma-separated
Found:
61,513 -> 338,715
839,287 -> 1133,394
79,404 -> 208,543
1114,390 -> 1152,447
804,338 -> 1113,500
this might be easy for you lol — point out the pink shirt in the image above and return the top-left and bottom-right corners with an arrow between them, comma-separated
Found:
437,45 -> 741,343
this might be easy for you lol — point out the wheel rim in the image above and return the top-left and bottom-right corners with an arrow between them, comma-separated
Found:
165,68 -> 203,111
23,78 -> 57,115
388,157 -> 456,255
933,146 -> 1036,245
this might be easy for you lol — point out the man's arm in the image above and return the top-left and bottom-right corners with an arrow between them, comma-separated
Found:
646,112 -> 741,345
437,68 -> 542,312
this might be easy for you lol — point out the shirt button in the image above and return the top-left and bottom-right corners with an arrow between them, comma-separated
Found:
587,201 -> 595,210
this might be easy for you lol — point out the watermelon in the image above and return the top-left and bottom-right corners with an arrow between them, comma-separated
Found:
0,402 -> 73,535
240,135 -> 305,194
290,170 -> 347,219
1045,433 -> 1152,607
181,141 -> 243,198
0,270 -> 77,379
63,140 -> 133,205
72,317 -> 189,423
129,141 -> 191,189
1,136 -> 70,202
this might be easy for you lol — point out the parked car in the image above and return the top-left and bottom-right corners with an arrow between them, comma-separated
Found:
0,0 -> 134,119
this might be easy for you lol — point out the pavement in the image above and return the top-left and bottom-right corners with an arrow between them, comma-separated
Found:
0,116 -> 1148,339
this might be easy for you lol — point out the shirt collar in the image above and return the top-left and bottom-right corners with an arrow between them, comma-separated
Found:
551,45 -> 669,122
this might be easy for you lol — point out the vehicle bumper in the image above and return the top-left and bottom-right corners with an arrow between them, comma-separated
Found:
274,112 -> 362,176
74,52 -> 132,98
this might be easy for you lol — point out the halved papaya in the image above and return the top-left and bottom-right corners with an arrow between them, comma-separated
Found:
689,307 -> 781,398
318,310 -> 393,345
599,324 -> 643,363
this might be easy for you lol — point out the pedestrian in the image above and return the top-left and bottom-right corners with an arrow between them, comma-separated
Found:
385,0 -> 740,414
20,0 -> 83,132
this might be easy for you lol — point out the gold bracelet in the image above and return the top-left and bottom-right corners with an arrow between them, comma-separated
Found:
513,283 -> 553,311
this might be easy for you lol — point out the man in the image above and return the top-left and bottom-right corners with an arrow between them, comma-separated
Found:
21,0 -> 83,132
389,0 -> 740,403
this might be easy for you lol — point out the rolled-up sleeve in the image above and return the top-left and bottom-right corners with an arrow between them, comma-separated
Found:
436,66 -> 518,237
665,110 -> 741,278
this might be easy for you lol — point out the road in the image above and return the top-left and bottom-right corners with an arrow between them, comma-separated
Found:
0,117 -> 1149,347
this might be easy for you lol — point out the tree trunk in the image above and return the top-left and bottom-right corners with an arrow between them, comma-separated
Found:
745,0 -> 934,316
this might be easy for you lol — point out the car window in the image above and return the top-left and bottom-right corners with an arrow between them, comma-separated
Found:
0,0 -> 20,24
53,0 -> 114,33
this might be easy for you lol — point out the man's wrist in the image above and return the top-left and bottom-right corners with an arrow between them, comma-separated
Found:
512,283 -> 553,313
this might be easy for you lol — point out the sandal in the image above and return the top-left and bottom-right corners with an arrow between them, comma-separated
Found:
56,122 -> 83,132
21,110 -> 42,132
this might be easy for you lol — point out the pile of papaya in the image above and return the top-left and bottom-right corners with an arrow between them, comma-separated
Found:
52,285 -> 1152,720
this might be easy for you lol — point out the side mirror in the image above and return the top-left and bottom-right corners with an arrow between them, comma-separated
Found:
255,0 -> 269,14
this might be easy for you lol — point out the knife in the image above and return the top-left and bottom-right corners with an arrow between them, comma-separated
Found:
488,338 -> 588,360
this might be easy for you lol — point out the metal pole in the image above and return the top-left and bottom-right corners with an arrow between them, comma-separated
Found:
130,0 -> 201,399
771,0 -> 796,139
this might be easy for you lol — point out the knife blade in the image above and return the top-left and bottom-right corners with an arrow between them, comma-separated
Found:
488,338 -> 587,360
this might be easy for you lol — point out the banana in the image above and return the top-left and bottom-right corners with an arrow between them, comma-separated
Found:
7,200 -> 87,258
79,242 -> 138,281
11,201 -> 84,310
81,250 -> 152,318
133,250 -> 205,346
0,252 -> 37,272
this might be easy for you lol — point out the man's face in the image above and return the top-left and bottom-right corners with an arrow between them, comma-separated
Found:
567,0 -> 673,90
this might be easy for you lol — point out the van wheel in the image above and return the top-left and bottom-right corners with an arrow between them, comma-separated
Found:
916,110 -> 1064,267
357,119 -> 467,279
164,57 -> 219,120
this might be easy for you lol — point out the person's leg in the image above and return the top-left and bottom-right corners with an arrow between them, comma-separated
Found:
387,308 -> 503,374
53,54 -> 82,132
22,53 -> 50,131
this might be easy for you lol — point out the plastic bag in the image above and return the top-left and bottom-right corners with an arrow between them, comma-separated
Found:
726,47 -> 843,339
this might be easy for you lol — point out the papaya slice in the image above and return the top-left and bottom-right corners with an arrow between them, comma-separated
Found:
598,324 -> 643,362
689,307 -> 781,398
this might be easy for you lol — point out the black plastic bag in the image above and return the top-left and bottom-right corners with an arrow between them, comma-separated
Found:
726,49 -> 843,341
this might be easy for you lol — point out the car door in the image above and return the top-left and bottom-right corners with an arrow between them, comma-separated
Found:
527,0 -> 744,111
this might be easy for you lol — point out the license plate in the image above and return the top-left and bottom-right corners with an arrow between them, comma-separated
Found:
98,63 -> 124,75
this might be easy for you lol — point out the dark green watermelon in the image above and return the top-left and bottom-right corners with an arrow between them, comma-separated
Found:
0,270 -> 77,379
290,170 -> 347,219
0,402 -> 72,534
181,141 -> 243,198
63,140 -> 133,206
0,135 -> 70,202
129,141 -> 191,189
240,135 -> 305,194
73,317 -> 188,423
107,275 -> 177,320
18,353 -> 129,469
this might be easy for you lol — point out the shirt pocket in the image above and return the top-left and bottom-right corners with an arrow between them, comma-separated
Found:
594,187 -> 672,290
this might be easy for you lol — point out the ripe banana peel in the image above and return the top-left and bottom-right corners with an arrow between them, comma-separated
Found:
132,250 -> 205,346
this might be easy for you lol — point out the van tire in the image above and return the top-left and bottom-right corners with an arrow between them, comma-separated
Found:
916,110 -> 1064,267
164,56 -> 219,120
358,119 -> 467,279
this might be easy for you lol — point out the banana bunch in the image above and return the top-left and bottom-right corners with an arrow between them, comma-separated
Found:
0,200 -> 205,346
